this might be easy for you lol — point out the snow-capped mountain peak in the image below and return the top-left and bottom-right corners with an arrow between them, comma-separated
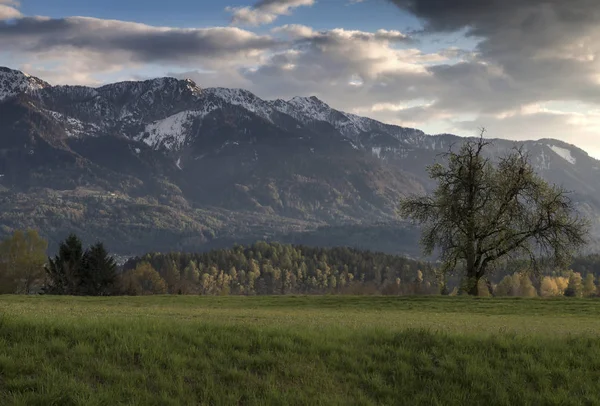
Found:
97,76 -> 203,101
204,87 -> 278,122
286,96 -> 333,120
0,67 -> 50,101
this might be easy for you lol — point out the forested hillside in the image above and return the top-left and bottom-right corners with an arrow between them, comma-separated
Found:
123,242 -> 437,295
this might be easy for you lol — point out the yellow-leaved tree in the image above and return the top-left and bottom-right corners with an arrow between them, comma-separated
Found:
540,277 -> 560,297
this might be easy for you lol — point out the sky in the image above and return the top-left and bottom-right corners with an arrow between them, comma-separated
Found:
1,0 -> 600,157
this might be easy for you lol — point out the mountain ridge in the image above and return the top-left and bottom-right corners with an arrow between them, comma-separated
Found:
0,66 -> 598,255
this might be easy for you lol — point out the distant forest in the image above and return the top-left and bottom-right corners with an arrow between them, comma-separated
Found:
123,242 -> 437,296
123,243 -> 600,297
2,230 -> 600,297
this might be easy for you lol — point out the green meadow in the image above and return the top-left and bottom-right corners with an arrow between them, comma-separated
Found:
1,296 -> 600,405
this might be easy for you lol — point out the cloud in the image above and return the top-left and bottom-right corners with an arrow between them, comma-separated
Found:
451,104 -> 600,159
0,17 -> 275,65
0,0 -> 21,20
180,25 -> 442,114
227,0 -> 314,26
0,16 -> 277,83
273,24 -> 410,43
3,2 -> 600,158
386,0 -> 600,108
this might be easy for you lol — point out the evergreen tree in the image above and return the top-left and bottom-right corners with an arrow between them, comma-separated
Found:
44,234 -> 84,295
80,242 -> 118,296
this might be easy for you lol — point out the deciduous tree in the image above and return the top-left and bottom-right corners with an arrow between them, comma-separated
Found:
121,262 -> 167,295
565,271 -> 583,297
583,273 -> 596,297
400,133 -> 588,295
0,229 -> 48,294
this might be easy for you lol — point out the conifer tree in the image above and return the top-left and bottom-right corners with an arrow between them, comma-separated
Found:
80,242 -> 118,296
44,234 -> 84,295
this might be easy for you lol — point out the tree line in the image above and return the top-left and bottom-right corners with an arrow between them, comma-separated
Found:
0,231 -> 118,295
1,229 -> 600,297
0,230 -> 437,296
121,242 -> 437,296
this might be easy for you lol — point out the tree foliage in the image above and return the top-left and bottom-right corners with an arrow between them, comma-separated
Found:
0,229 -> 48,294
44,235 -> 118,295
44,234 -> 84,295
400,134 -> 588,295
80,243 -> 118,296
565,271 -> 584,298
123,242 -> 436,296
121,262 -> 167,295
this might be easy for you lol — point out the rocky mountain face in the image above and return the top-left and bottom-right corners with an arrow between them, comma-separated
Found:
1,66 -> 599,255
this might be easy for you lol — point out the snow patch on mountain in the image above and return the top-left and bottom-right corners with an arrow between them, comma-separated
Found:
286,96 -> 333,122
0,67 -> 49,101
139,110 -> 200,150
279,96 -> 376,138
205,88 -> 275,122
372,147 -> 382,158
549,145 -> 576,164
535,148 -> 551,170
45,109 -> 99,137
136,100 -> 225,150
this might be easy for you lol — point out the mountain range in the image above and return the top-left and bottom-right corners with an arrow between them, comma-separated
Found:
1,66 -> 599,256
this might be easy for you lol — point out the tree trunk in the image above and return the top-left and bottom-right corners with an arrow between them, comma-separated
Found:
466,256 -> 479,296
467,276 -> 479,296
466,262 -> 485,296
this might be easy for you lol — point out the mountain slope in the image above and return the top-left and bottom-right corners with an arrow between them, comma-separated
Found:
0,67 -> 598,255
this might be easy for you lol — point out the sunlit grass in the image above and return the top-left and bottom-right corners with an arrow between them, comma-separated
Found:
1,296 -> 600,405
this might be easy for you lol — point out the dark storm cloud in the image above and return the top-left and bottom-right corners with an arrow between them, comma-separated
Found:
386,0 -> 600,109
388,0 -> 600,34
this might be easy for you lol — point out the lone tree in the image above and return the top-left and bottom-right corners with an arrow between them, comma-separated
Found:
400,133 -> 588,295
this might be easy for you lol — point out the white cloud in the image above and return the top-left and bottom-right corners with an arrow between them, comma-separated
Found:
0,0 -> 21,20
3,2 -> 600,158
227,0 -> 314,27
0,16 -> 277,83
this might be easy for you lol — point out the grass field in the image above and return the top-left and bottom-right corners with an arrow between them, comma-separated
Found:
1,296 -> 600,405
